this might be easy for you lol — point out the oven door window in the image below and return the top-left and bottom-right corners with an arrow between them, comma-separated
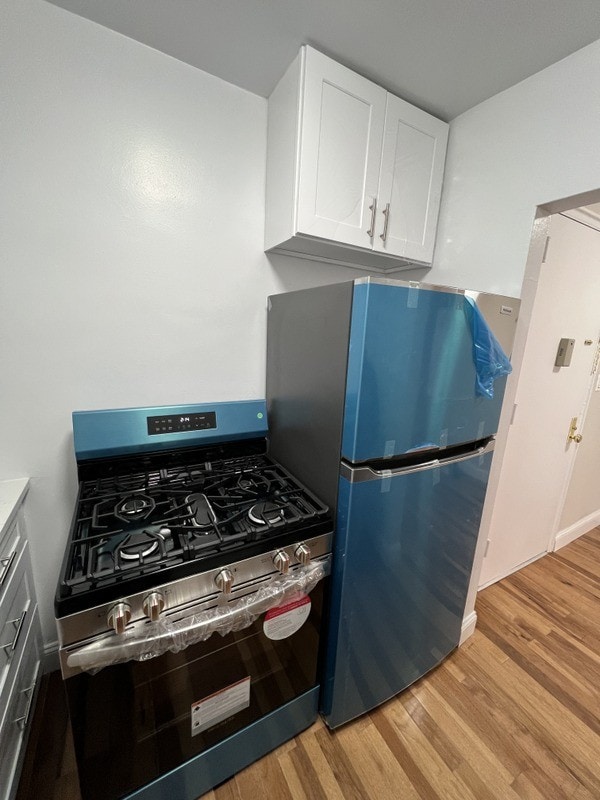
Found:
65,581 -> 324,800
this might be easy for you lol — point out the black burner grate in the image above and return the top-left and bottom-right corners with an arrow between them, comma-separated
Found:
59,454 -> 329,603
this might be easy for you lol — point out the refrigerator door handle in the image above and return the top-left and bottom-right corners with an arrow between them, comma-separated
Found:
341,438 -> 495,483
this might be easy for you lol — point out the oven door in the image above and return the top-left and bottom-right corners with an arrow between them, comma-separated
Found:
64,575 -> 326,800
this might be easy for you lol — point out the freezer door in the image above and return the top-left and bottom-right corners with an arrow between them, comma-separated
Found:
342,281 -> 513,462
321,446 -> 493,728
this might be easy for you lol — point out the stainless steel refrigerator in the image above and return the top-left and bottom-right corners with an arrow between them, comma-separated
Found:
266,277 -> 520,728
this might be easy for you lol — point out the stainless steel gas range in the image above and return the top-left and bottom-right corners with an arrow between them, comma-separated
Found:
54,400 -> 332,800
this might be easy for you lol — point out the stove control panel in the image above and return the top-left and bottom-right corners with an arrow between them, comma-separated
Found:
147,411 -> 217,436
56,533 -> 334,659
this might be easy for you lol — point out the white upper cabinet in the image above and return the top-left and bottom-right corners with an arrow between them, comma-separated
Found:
374,95 -> 448,263
265,46 -> 449,271
296,48 -> 386,249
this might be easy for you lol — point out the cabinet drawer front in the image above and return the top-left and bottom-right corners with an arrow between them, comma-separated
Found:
297,46 -> 386,248
0,611 -> 41,798
0,545 -> 33,701
0,519 -> 22,603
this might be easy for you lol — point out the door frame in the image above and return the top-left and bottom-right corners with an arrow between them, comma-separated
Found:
548,211 -> 600,551
465,188 -> 600,608
527,204 -> 600,555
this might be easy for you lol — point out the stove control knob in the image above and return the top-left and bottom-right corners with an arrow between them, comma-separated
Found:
215,569 -> 234,595
108,602 -> 132,635
273,550 -> 290,574
143,591 -> 166,622
295,544 -> 311,566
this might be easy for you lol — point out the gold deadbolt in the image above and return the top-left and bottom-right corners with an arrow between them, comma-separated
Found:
568,417 -> 583,444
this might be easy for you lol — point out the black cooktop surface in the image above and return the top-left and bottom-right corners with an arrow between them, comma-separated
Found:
56,445 -> 330,617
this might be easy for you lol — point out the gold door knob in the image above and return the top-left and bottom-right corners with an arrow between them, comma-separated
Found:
568,417 -> 583,443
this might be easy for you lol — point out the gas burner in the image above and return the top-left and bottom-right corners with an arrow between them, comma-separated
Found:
248,501 -> 285,526
236,472 -> 271,495
119,527 -> 170,562
114,494 -> 156,522
186,493 -> 217,529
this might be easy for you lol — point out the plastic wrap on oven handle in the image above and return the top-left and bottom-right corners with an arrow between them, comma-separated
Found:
67,560 -> 329,674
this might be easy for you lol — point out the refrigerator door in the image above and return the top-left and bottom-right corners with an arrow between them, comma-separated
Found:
321,442 -> 493,728
341,280 -> 516,462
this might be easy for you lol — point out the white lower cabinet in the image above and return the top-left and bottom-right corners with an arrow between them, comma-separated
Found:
0,480 -> 42,800
265,46 -> 448,271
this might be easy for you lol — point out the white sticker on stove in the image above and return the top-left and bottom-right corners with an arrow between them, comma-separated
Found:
263,595 -> 311,640
191,676 -> 250,737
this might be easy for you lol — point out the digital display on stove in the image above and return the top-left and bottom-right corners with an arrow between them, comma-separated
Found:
147,412 -> 217,435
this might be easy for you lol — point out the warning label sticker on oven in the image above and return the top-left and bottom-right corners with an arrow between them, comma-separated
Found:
191,676 -> 250,737
263,594 -> 311,640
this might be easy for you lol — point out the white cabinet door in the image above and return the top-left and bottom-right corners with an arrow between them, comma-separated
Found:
374,95 -> 448,263
296,47 -> 386,248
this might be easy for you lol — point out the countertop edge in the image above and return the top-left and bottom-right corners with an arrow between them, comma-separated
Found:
0,478 -> 31,536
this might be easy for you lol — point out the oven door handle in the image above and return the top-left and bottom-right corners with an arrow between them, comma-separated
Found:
66,558 -> 330,675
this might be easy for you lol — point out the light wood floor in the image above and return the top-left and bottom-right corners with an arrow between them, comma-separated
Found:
18,527 -> 600,800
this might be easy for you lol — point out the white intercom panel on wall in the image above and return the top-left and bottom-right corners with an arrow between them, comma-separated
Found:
555,338 -> 575,367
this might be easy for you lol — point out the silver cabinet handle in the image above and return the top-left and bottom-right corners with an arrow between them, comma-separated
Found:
366,197 -> 377,238
15,680 -> 36,729
0,551 -> 16,588
2,610 -> 27,658
380,203 -> 390,243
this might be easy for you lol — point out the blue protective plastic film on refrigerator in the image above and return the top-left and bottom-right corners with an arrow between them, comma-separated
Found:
463,296 -> 512,398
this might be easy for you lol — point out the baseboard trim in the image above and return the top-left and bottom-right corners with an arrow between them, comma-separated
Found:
554,510 -> 600,551
478,550 -> 546,590
460,611 -> 477,645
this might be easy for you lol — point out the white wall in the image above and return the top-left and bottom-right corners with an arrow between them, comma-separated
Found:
430,38 -> 600,297
429,38 -> 600,620
0,0 -> 375,646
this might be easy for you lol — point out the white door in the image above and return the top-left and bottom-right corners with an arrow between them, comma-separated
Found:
296,47 -> 386,248
480,213 -> 600,586
374,94 -> 448,263
557,334 -> 600,539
